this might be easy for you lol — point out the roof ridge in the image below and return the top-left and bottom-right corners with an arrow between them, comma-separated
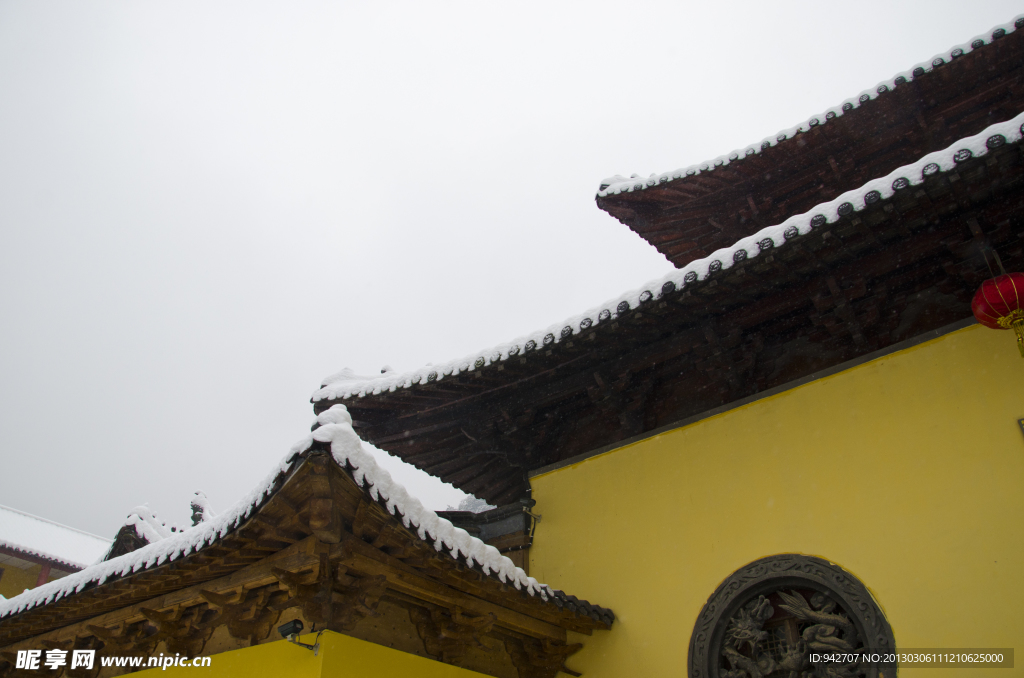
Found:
0,504 -> 111,544
596,14 -> 1024,198
314,110 -> 1024,403
0,543 -> 93,571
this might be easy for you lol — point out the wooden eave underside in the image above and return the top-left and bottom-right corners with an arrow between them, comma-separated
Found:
0,453 -> 609,664
596,29 -> 1024,267
322,142 -> 1024,506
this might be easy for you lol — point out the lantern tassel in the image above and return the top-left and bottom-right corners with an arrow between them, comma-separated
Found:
1015,321 -> 1024,359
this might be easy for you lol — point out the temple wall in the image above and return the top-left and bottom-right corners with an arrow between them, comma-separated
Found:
530,323 -> 1024,677
134,630 -> 489,677
0,562 -> 62,600
0,566 -> 40,601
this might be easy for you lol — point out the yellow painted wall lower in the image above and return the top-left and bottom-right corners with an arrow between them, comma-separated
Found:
0,563 -> 61,600
0,566 -> 39,600
531,324 -> 1024,677
135,630 -> 490,677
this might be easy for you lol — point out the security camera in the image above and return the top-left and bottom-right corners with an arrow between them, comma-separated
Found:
278,619 -> 304,640
278,620 -> 319,655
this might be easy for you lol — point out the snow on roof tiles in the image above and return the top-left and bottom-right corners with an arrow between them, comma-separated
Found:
596,15 -> 1024,198
0,405 -> 609,623
314,111 -> 1024,403
0,505 -> 111,571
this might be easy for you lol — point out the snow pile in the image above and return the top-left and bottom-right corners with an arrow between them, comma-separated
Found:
0,405 -> 553,620
315,111 -> 1024,404
121,506 -> 181,544
0,505 -> 111,571
597,15 -> 1024,198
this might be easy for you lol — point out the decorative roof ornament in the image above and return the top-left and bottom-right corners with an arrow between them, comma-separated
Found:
190,491 -> 216,527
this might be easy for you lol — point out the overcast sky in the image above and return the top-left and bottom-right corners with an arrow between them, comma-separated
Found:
1,1 -> 1019,539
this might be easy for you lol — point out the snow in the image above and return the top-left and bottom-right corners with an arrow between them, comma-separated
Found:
0,405 -> 557,620
0,505 -> 111,571
120,506 -> 182,544
596,15 -> 1024,198
314,111 -> 1024,404
305,405 -> 552,598
190,491 -> 217,524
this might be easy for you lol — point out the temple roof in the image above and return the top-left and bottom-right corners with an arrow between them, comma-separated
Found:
0,505 -> 111,572
0,405 -> 611,647
313,112 -> 1024,504
595,15 -> 1024,267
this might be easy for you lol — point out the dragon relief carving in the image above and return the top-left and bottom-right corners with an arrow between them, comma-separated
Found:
689,555 -> 895,678
719,591 -> 865,678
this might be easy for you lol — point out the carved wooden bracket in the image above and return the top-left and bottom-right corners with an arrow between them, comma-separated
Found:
504,636 -> 582,678
197,587 -> 281,647
139,605 -> 213,658
411,606 -> 497,664
86,620 -> 159,661
272,548 -> 387,632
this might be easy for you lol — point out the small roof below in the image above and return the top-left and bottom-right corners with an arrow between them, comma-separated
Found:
0,505 -> 111,571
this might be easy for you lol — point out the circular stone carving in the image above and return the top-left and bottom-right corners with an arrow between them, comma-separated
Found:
688,554 -> 895,678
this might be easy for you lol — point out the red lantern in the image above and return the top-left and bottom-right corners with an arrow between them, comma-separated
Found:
972,272 -> 1024,357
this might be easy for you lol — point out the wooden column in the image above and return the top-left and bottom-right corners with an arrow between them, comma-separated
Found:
35,565 -> 50,588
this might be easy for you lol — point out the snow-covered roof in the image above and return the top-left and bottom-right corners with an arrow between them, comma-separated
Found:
596,15 -> 1024,198
314,111 -> 1024,404
0,505 -> 111,571
0,405 -> 610,624
119,506 -> 181,544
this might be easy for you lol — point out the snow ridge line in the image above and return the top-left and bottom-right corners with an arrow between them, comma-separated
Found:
0,405 -> 553,620
0,452 -> 294,619
596,14 -> 1024,198
0,504 -> 112,570
307,405 -> 551,600
315,110 -> 1024,403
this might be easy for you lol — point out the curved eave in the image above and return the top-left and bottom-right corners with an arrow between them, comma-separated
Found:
594,15 -> 1024,200
314,112 -> 1024,409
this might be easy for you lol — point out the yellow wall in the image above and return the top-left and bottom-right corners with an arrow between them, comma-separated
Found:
0,565 -> 38,600
530,324 -> 1024,677
0,563 -> 61,600
136,630 -> 490,677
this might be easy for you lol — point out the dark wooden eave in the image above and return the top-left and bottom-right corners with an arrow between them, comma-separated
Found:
319,139 -> 1024,506
596,27 -> 1024,267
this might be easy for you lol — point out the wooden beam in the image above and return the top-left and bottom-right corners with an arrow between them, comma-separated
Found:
0,538 -> 320,651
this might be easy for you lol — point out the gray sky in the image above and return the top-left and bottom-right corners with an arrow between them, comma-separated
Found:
1,1 -> 1019,538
